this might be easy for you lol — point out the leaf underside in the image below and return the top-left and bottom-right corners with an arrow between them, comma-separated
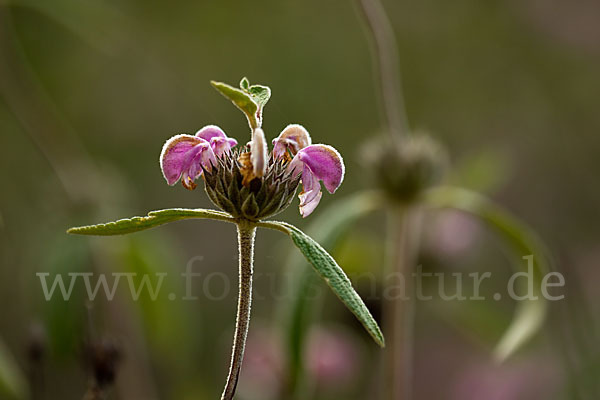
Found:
262,221 -> 385,347
67,208 -> 233,236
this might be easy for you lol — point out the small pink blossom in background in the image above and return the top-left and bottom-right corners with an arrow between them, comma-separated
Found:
238,326 -> 284,400
426,210 -> 482,257
306,326 -> 362,387
452,358 -> 561,400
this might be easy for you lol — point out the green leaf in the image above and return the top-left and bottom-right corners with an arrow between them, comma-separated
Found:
211,79 -> 272,130
247,84 -> 271,109
259,220 -> 385,347
424,186 -> 551,361
239,77 -> 250,90
211,80 -> 259,130
281,192 -> 383,392
67,208 -> 234,236
0,338 -> 28,400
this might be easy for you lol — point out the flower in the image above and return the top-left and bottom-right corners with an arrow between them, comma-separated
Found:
272,124 -> 312,161
273,125 -> 344,217
287,144 -> 345,217
160,123 -> 343,218
159,125 -> 237,189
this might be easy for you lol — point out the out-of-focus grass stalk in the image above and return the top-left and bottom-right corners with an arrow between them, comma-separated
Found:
356,0 -> 416,398
356,0 -> 409,142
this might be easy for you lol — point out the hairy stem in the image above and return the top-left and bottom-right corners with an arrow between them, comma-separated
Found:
382,207 -> 421,400
221,222 -> 256,400
356,0 -> 409,140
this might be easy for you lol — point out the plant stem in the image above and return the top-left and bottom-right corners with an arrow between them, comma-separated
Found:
355,1 -> 420,397
356,0 -> 409,141
221,222 -> 256,400
382,207 -> 421,400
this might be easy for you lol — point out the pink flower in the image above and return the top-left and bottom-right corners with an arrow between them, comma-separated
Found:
160,123 -> 343,218
273,125 -> 345,217
272,124 -> 312,160
160,125 -> 237,189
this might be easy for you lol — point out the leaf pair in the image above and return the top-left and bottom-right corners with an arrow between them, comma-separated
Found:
67,209 -> 384,347
211,78 -> 271,130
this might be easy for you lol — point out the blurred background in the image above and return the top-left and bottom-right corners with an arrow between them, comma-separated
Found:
0,0 -> 599,399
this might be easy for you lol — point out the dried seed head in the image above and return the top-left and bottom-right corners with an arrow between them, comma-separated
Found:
203,149 -> 300,220
365,134 -> 448,203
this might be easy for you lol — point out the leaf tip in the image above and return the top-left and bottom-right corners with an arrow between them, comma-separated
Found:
66,226 -> 81,234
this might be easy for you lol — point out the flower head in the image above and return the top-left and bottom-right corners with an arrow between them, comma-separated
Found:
160,123 -> 343,219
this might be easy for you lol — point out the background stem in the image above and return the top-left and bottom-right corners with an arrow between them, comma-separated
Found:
356,0 -> 409,141
355,1 -> 420,398
383,207 -> 422,400
221,222 -> 256,400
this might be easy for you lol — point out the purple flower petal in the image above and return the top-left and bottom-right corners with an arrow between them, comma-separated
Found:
211,136 -> 238,157
289,144 -> 345,217
160,134 -> 216,189
272,124 -> 312,160
195,125 -> 227,142
195,125 -> 238,157
300,190 -> 322,217
298,165 -> 323,217
294,144 -> 345,193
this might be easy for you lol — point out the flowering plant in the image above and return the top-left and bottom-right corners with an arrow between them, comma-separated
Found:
68,78 -> 383,400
